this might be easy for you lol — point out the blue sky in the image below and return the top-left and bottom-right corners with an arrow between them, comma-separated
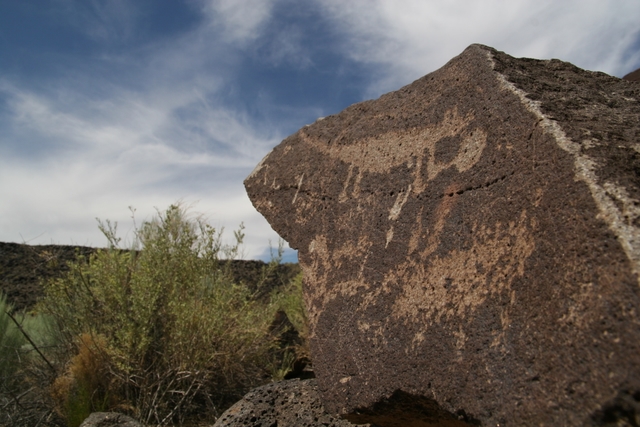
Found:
1,0 -> 639,262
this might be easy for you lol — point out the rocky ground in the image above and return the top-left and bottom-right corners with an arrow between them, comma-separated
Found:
0,241 -> 300,312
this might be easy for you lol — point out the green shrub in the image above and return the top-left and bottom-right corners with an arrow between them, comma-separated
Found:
269,273 -> 310,381
272,273 -> 307,340
0,292 -> 26,390
39,204 -> 285,425
50,333 -> 113,427
0,293 -> 60,427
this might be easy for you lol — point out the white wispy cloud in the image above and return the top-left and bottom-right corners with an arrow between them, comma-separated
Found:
200,0 -> 277,45
0,6 -> 284,257
318,0 -> 640,95
0,132 -> 278,258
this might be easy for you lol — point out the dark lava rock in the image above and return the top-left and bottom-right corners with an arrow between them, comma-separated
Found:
623,67 -> 640,82
213,378 -> 367,427
0,242 -> 96,311
244,44 -> 640,426
79,412 -> 142,427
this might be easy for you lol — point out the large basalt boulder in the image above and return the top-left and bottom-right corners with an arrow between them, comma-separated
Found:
244,44 -> 640,426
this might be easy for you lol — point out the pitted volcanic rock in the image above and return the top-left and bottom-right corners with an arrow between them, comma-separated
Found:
213,379 -> 366,427
623,67 -> 640,82
245,44 -> 640,426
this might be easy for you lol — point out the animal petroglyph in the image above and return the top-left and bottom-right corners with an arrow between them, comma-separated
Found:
298,107 -> 487,202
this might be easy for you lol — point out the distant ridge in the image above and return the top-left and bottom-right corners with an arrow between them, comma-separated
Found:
0,241 -> 299,312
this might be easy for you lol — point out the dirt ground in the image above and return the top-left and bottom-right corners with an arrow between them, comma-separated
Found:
0,241 -> 300,312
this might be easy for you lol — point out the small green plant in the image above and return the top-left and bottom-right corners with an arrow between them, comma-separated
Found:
39,203 -> 286,425
270,273 -> 310,380
0,292 -> 60,427
0,292 -> 26,390
50,333 -> 113,427
272,273 -> 307,339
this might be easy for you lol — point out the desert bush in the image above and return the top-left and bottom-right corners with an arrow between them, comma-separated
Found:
268,273 -> 310,381
38,204 -> 288,425
0,291 -> 25,392
272,273 -> 307,340
50,333 -> 112,427
0,293 -> 61,427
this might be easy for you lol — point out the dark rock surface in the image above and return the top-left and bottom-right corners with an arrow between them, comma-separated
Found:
213,379 -> 367,427
245,44 -> 640,426
0,241 -> 300,312
79,412 -> 142,427
0,242 -> 96,311
623,67 -> 640,82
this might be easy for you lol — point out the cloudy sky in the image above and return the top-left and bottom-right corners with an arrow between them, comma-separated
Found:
1,0 -> 639,262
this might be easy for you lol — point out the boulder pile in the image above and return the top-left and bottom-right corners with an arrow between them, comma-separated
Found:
245,44 -> 640,426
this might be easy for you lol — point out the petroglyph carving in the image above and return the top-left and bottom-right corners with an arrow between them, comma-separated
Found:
245,44 -> 640,426
299,107 -> 487,201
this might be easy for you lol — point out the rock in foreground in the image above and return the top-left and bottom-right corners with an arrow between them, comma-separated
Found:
245,44 -> 640,426
213,379 -> 366,427
80,412 -> 141,427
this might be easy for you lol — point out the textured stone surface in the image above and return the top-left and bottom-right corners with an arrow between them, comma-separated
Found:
245,44 -> 640,426
623,67 -> 640,82
79,412 -> 142,427
213,379 -> 365,427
